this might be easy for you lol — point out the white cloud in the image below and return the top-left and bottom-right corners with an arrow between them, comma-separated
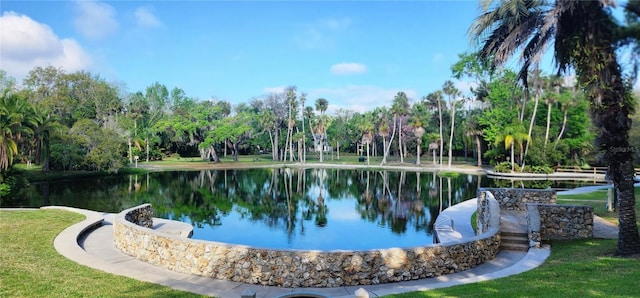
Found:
432,53 -> 445,64
321,17 -> 351,31
0,12 -> 91,80
263,86 -> 286,94
308,85 -> 417,113
134,7 -> 162,28
74,0 -> 118,40
331,63 -> 367,75
294,17 -> 351,50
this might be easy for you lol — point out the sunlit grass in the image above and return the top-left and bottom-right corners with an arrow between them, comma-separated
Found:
383,239 -> 640,298
0,210 -> 206,297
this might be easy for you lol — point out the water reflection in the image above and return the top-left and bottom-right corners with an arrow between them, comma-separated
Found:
10,169 -> 483,250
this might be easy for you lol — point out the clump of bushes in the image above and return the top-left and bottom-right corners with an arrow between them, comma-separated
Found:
493,162 -> 553,174
493,162 -> 513,173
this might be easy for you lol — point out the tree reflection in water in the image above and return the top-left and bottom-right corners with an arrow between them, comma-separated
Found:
14,168 -> 486,250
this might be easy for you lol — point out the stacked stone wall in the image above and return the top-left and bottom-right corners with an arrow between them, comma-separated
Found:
476,191 -> 501,235
113,204 -> 501,288
478,188 -> 556,211
537,204 -> 593,240
123,203 -> 153,228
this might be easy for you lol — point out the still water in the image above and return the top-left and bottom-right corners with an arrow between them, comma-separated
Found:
5,168 -> 599,250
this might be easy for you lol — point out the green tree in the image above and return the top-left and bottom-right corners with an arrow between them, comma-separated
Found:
315,98 -> 329,162
494,121 -> 530,171
209,112 -> 253,162
470,0 -> 640,255
0,91 -> 34,171
424,91 -> 444,166
391,92 -> 410,163
443,81 -> 460,168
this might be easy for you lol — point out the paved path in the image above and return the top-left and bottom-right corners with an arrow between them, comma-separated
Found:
42,201 -> 553,298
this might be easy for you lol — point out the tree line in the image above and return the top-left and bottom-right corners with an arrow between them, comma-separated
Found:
0,58 -> 630,184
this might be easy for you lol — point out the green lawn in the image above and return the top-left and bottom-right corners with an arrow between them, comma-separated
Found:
384,186 -> 640,297
384,239 -> 640,297
0,210 -> 205,298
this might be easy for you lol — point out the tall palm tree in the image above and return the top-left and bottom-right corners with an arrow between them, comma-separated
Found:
425,91 -> 444,167
0,91 -> 35,171
463,114 -> 484,167
283,87 -> 298,162
443,80 -> 460,168
522,67 -> 542,168
544,75 -> 564,148
495,121 -> 530,172
315,98 -> 328,162
413,124 -> 425,165
391,92 -> 410,163
470,0 -> 640,255
299,93 -> 307,163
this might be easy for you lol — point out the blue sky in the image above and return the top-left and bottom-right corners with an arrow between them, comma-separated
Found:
1,1 -> 635,113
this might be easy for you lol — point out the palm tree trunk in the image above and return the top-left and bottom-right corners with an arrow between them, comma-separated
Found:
475,135 -> 482,167
145,138 -> 149,162
380,120 -> 397,165
366,141 -> 370,165
510,143 -> 515,172
522,85 -> 540,170
447,101 -> 456,168
128,137 -> 133,164
544,102 -> 552,147
416,140 -> 421,165
438,103 -> 444,167
273,128 -> 279,161
553,110 -> 568,150
397,117 -> 404,163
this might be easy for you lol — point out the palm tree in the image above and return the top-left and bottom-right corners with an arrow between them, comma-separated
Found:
495,121 -> 529,172
299,93 -> 307,163
0,91 -> 35,171
315,98 -> 328,162
443,80 -> 460,168
304,106 -> 316,161
425,91 -> 444,167
470,0 -> 640,255
391,92 -> 410,163
544,75 -> 564,148
413,125 -> 425,165
31,106 -> 58,173
379,111 -> 397,166
463,114 -> 484,167
285,86 -> 297,162
522,67 -> 542,168
553,86 -> 577,150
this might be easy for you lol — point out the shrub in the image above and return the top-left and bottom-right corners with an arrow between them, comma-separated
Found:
493,162 -> 512,173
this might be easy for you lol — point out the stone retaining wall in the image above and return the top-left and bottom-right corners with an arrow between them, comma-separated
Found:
123,203 -> 153,228
113,204 -> 501,288
478,188 -> 556,211
477,191 -> 501,235
526,204 -> 593,248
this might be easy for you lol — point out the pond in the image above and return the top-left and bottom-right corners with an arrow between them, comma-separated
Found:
3,168 -> 602,250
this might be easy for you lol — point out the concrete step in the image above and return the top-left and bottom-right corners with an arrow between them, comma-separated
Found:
501,242 -> 530,251
500,232 -> 529,251
501,231 -> 528,238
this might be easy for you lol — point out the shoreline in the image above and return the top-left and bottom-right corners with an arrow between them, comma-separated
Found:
133,160 -> 610,181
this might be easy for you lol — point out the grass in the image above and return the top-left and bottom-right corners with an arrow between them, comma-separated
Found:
11,163 -> 150,182
557,187 -> 640,224
384,239 -> 640,297
0,209 -> 205,298
3,209 -> 638,298
382,186 -> 640,297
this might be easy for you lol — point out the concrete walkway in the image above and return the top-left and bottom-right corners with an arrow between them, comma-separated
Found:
42,200 -> 555,298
